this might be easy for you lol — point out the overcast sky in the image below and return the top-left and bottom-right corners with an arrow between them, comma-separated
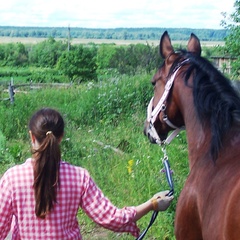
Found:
0,0 -> 235,29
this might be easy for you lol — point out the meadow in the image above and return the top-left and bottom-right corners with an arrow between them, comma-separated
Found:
0,36 -> 224,47
0,73 -> 189,239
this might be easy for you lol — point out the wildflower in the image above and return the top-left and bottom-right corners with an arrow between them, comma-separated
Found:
127,159 -> 134,174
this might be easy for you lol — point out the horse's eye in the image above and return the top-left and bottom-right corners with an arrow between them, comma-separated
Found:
151,80 -> 156,86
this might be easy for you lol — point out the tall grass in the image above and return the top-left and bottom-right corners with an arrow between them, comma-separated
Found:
0,74 -> 189,239
0,66 -> 65,82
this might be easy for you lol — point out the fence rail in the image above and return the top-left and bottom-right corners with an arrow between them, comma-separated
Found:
0,79 -> 72,104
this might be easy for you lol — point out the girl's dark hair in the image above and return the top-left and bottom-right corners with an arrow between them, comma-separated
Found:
29,108 -> 64,219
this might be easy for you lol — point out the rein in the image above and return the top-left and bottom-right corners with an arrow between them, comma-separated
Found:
137,59 -> 188,240
136,145 -> 174,240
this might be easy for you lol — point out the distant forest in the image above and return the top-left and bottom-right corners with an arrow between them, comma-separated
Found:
0,26 -> 229,41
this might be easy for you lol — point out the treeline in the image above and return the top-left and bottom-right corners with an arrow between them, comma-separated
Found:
0,37 -> 163,83
0,26 -> 229,41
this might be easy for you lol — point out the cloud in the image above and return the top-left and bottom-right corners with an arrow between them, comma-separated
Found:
0,0 -> 235,29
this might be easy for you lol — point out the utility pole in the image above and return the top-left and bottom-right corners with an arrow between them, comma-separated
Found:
68,24 -> 71,51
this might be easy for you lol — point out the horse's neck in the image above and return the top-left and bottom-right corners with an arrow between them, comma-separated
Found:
185,118 -> 211,169
176,76 -> 240,169
178,85 -> 212,169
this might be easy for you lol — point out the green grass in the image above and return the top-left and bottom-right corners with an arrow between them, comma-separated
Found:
0,74 -> 189,239
0,66 -> 66,83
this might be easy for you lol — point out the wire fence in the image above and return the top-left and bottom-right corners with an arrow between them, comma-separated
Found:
0,78 -> 72,104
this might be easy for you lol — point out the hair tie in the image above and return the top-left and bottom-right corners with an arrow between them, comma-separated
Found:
46,131 -> 52,136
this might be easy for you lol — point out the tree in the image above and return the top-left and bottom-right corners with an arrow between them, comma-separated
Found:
0,43 -> 28,67
57,44 -> 97,82
96,44 -> 116,70
29,37 -> 67,68
222,0 -> 240,78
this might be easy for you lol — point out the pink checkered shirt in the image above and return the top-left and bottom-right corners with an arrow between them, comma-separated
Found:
0,158 -> 140,239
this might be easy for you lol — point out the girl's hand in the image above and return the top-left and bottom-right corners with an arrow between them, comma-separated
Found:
151,190 -> 174,211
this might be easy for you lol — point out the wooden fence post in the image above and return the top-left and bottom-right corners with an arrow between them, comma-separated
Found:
8,79 -> 15,104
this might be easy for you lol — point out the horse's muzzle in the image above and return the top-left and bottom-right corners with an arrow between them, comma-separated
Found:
144,120 -> 167,144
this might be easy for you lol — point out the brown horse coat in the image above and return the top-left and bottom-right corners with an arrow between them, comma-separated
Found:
144,31 -> 240,239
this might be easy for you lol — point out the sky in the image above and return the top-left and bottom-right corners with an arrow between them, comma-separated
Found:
0,0 -> 236,29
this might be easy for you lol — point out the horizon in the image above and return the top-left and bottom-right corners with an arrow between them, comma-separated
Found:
0,26 -> 229,30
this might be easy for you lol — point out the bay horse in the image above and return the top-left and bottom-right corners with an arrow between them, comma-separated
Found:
144,31 -> 240,239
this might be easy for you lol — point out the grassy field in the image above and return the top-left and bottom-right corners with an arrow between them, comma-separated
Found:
0,73 -> 189,239
0,36 -> 224,46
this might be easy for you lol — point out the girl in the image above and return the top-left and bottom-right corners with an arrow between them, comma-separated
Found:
0,108 -> 173,239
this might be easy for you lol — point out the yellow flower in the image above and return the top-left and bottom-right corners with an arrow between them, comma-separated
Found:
127,159 -> 134,174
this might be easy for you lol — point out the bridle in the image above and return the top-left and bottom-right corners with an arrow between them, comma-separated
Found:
136,59 -> 188,240
146,59 -> 189,145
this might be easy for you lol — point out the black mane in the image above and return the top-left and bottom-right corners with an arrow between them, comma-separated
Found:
170,51 -> 240,160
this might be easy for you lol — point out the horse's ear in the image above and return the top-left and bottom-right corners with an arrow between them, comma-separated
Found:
187,33 -> 201,56
160,31 -> 174,59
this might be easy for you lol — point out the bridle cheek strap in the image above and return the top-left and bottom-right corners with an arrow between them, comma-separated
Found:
147,68 -> 178,123
146,65 -> 185,145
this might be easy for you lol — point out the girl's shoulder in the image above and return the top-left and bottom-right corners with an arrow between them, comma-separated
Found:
3,158 -> 32,173
0,158 -> 33,184
60,160 -> 90,178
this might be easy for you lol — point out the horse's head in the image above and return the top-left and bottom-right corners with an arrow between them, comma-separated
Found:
144,31 -> 201,145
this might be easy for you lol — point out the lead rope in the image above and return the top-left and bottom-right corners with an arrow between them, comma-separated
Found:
161,146 -> 174,196
136,145 -> 174,240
